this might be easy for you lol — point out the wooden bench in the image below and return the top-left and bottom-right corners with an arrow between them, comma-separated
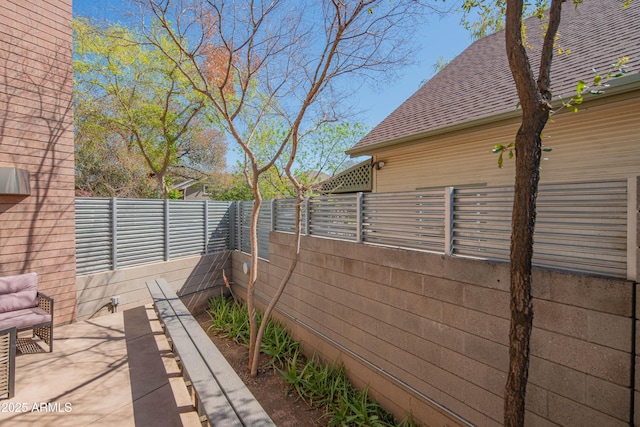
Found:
146,279 -> 275,427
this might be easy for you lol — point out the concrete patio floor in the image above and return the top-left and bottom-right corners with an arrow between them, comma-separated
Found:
0,305 -> 201,426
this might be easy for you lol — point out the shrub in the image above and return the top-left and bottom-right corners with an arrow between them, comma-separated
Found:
206,296 -> 419,427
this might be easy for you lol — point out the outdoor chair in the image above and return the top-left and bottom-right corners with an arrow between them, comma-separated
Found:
0,273 -> 54,352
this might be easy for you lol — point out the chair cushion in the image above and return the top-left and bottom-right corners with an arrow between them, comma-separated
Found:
0,273 -> 38,313
0,307 -> 51,331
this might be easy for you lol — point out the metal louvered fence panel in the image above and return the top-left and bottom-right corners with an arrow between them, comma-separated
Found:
533,180 -> 628,277
75,198 -> 233,275
362,190 -> 446,252
208,202 -> 232,253
75,198 -> 112,275
453,186 -> 513,260
274,199 -> 294,232
116,199 -> 165,268
453,180 -> 628,277
238,201 -> 253,254
258,203 -> 272,259
274,198 -> 302,233
309,194 -> 358,241
169,200 -> 206,258
233,201 -> 272,259
75,177 -> 633,279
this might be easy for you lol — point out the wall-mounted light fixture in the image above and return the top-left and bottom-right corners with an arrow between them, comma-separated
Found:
0,167 -> 31,195
373,161 -> 385,170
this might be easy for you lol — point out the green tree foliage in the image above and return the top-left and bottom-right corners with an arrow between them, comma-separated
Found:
244,121 -> 369,198
74,94 -> 158,198
73,18 -> 226,198
461,0 -> 548,40
205,172 -> 254,201
420,56 -> 451,86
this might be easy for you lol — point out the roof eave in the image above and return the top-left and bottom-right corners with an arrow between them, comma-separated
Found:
347,72 -> 640,157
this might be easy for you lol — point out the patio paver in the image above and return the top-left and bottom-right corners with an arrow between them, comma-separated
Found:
0,305 -> 201,426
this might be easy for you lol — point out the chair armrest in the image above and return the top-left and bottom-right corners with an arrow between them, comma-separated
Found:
37,292 -> 54,315
0,326 -> 16,339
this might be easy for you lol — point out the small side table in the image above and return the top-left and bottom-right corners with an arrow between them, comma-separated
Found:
0,327 -> 16,399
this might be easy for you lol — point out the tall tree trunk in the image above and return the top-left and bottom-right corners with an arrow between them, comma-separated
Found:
503,1 -> 563,425
249,190 -> 304,376
504,117 -> 545,426
247,191 -> 262,373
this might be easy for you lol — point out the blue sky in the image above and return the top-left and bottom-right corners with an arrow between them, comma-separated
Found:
73,1 -> 474,164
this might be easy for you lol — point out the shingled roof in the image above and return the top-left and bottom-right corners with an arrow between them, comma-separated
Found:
348,0 -> 640,155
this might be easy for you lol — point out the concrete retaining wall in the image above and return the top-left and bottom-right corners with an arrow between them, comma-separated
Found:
635,177 -> 640,426
77,251 -> 232,320
232,232 -> 634,427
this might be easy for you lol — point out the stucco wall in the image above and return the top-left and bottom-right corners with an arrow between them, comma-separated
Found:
233,232 -> 634,427
0,1 -> 76,324
76,252 -> 231,321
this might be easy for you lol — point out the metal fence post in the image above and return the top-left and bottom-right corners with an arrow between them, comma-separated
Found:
164,199 -> 170,261
111,197 -> 118,271
204,200 -> 209,254
271,199 -> 276,232
304,197 -> 310,235
444,187 -> 454,256
628,177 -> 638,281
356,192 -> 363,243
227,201 -> 235,251
236,201 -> 242,250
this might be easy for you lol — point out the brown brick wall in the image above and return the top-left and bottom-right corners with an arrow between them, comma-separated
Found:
0,1 -> 76,324
233,232 -> 634,427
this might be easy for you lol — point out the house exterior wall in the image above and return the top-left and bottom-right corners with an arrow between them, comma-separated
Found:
0,1 -> 76,324
184,185 -> 210,200
232,232 -> 634,427
76,252 -> 232,321
371,91 -> 640,193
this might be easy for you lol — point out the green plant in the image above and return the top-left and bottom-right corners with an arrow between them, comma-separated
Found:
206,296 -> 233,333
307,358 -> 341,407
328,393 -> 352,427
278,349 -> 309,398
260,318 -> 299,367
325,366 -> 352,410
398,412 -> 420,427
227,305 -> 250,344
206,296 -> 420,426
206,297 -> 250,344
341,386 -> 395,427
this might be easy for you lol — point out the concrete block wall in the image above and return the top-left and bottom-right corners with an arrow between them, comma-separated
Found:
0,1 -> 76,324
232,232 -> 634,427
635,176 -> 640,426
76,252 -> 231,320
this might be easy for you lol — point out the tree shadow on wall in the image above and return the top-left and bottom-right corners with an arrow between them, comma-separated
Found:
177,250 -> 234,315
0,25 -> 75,317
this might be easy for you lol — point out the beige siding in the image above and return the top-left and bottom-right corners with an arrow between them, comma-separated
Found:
372,92 -> 640,192
0,1 -> 76,324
